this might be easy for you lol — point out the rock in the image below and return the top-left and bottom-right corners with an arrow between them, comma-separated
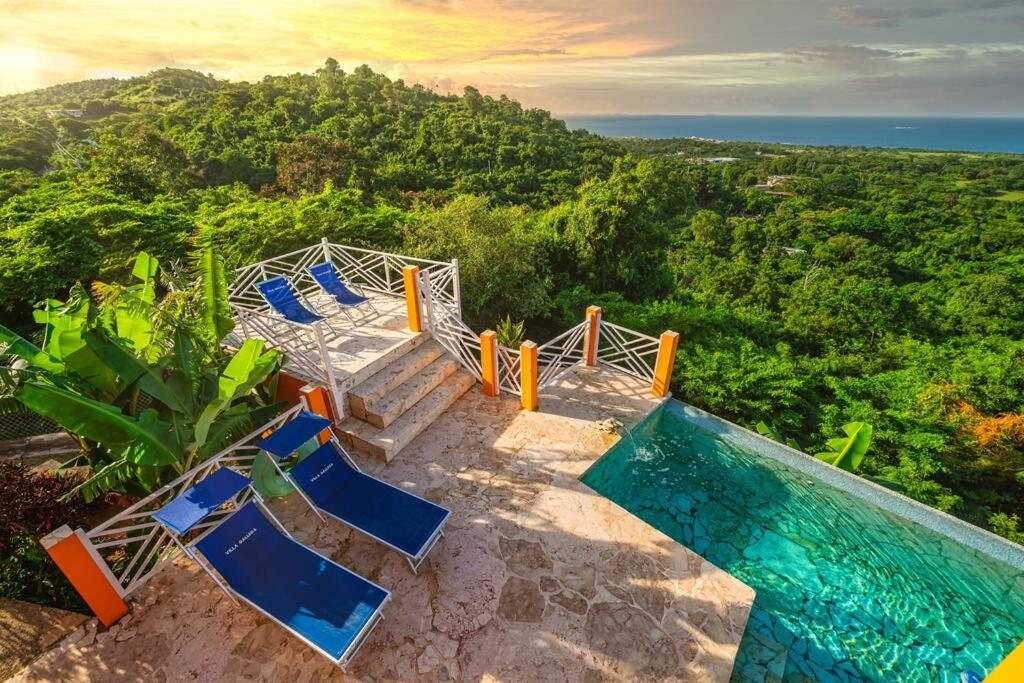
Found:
498,536 -> 552,576
115,627 -> 137,642
539,575 -> 559,593
550,590 -> 589,615
557,564 -> 597,598
585,602 -> 679,677
416,644 -> 441,674
496,576 -> 545,623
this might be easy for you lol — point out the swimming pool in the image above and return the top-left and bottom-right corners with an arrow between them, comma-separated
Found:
581,400 -> 1024,682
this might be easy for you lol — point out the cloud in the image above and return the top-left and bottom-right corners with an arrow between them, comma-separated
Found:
834,0 -> 1024,27
786,45 -> 923,66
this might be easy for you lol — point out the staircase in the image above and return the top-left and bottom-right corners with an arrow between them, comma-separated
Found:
338,337 -> 475,462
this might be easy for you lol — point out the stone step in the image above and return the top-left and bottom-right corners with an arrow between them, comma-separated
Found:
339,369 -> 476,462
363,355 -> 459,428
348,340 -> 445,421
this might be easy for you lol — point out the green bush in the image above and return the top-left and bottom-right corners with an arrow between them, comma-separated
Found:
0,463 -> 88,611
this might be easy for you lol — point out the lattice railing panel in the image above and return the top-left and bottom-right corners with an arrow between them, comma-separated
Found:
83,405 -> 304,597
596,321 -> 661,383
497,345 -> 522,396
536,321 -> 588,391
417,270 -> 481,379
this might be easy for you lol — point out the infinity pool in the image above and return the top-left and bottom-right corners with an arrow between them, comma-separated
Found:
581,400 -> 1024,682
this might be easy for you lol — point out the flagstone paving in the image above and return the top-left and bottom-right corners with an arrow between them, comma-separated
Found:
12,366 -> 754,682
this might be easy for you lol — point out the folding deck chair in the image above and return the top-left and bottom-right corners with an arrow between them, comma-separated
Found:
307,262 -> 377,323
257,411 -> 450,573
152,467 -> 389,671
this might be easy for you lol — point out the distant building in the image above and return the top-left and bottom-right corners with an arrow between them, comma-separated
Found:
755,175 -> 795,189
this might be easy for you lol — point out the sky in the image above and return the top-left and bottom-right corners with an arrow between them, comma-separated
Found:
1,0 -> 1023,115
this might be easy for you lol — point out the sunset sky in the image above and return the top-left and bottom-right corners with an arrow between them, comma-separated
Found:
1,0 -> 1022,115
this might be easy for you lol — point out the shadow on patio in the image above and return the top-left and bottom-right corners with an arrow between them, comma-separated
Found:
14,367 -> 754,683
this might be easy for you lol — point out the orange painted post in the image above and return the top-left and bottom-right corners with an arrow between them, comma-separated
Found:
520,340 -> 539,411
273,370 -> 307,406
402,265 -> 422,333
480,330 -> 499,397
987,640 -> 1024,682
583,305 -> 602,366
41,526 -> 128,627
300,385 -> 335,444
651,331 -> 680,398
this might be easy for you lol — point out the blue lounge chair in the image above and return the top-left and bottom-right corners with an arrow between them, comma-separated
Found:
308,262 -> 377,323
255,276 -> 326,326
152,467 -> 389,671
258,411 -> 450,572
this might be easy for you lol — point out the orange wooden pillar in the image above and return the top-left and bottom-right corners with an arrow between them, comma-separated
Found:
300,385 -> 335,445
402,265 -> 422,333
41,526 -> 128,627
520,340 -> 538,411
651,331 -> 680,398
583,305 -> 602,366
987,640 -> 1024,682
480,330 -> 499,397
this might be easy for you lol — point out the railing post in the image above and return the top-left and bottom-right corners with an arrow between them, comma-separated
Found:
320,236 -> 331,263
480,330 -> 499,397
41,526 -> 128,627
312,322 -> 345,418
652,331 -> 680,398
420,270 -> 436,331
451,258 -> 463,319
402,266 -> 422,333
520,340 -> 538,411
299,385 -> 336,444
584,305 -> 602,366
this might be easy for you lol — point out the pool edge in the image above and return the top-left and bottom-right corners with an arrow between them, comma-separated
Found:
671,400 -> 1024,572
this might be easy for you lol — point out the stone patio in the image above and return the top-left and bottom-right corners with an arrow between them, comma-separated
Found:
12,366 -> 754,683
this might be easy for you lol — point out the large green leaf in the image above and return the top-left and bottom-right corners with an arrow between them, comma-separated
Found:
82,330 -> 189,413
198,401 -> 285,461
197,248 -> 233,343
16,381 -> 179,466
815,422 -> 873,472
114,253 -> 158,353
193,340 -> 279,445
0,323 -> 64,373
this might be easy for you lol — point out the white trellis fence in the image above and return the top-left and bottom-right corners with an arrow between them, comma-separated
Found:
594,321 -> 662,383
535,321 -> 589,393
80,404 -> 304,598
228,240 -> 460,317
416,269 -> 481,379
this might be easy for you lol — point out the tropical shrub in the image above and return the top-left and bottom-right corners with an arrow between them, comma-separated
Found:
0,251 -> 284,501
0,463 -> 88,610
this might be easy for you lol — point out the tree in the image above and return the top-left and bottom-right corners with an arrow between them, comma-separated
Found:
275,134 -> 371,196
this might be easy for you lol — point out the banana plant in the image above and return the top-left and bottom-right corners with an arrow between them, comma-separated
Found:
0,250 -> 285,501
815,422 -> 873,471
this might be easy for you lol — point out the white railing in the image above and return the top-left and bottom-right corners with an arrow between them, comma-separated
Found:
496,345 -> 522,395
417,269 -> 481,378
595,321 -> 661,383
535,321 -> 588,392
229,240 -> 461,316
81,405 -> 304,597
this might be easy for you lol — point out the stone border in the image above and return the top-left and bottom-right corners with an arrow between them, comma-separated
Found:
661,400 -> 1024,571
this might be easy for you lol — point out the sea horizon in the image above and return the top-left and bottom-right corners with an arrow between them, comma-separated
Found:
559,114 -> 1024,154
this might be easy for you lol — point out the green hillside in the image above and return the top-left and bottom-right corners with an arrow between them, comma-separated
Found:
1,61 -> 1023,541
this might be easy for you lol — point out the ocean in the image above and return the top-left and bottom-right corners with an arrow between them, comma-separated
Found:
559,115 -> 1024,154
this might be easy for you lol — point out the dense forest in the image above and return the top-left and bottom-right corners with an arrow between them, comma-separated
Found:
2,62 -> 1023,542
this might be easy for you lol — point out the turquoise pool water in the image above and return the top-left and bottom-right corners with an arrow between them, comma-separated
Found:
581,401 -> 1024,682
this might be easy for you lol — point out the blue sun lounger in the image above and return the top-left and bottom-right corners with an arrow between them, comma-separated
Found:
308,262 -> 377,323
255,276 -> 326,326
152,467 -> 389,671
257,411 -> 450,572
